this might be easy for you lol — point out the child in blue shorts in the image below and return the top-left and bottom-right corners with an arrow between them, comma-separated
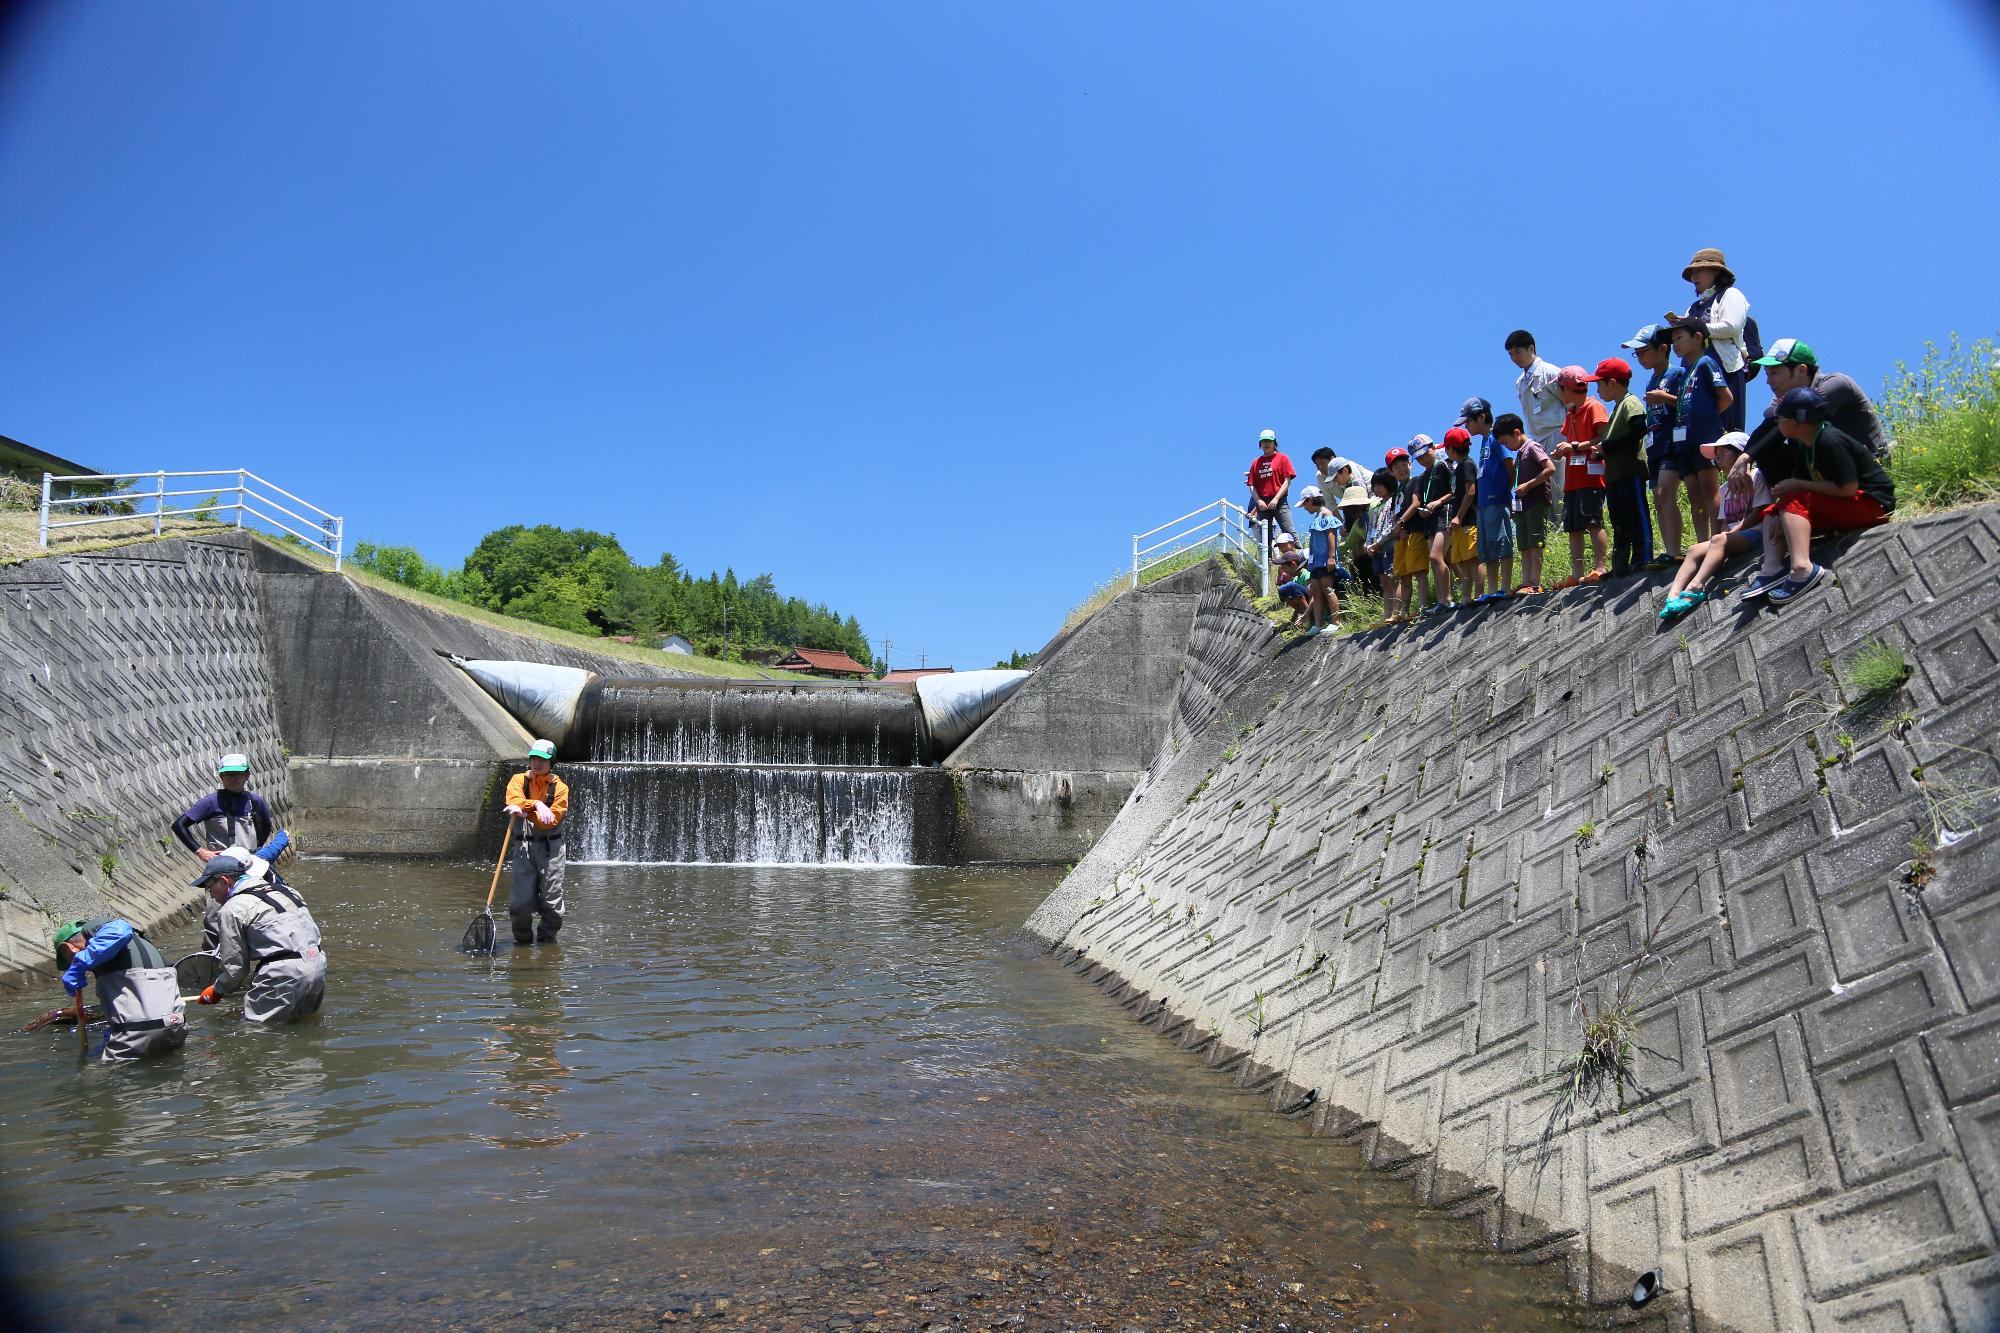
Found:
1462,400 -> 1515,602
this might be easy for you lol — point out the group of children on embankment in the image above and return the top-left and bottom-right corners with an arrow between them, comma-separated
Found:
1244,247 -> 1896,636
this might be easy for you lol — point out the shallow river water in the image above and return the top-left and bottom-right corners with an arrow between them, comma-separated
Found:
0,861 -> 1576,1330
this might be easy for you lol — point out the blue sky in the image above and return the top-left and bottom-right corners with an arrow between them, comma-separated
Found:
4,2 -> 1999,669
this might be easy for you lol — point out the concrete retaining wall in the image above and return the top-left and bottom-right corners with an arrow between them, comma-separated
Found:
0,534 -> 290,985
946,575 -> 1210,863
0,535 -> 706,982
1026,507 -> 2000,1331
253,545 -> 686,857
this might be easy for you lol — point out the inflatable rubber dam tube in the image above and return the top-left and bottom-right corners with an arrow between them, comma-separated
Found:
454,660 -> 1032,765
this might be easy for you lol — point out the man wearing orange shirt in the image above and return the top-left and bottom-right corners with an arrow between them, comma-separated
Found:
504,739 -> 571,945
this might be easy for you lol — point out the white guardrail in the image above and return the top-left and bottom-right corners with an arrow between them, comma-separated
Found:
1131,497 -> 1271,596
39,469 -> 345,571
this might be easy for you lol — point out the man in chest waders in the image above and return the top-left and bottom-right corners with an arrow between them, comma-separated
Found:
172,753 -> 289,952
55,919 -> 187,1061
503,740 -> 570,946
192,850 -> 327,1023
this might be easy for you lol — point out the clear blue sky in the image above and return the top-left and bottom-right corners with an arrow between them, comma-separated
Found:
5,2 -> 1999,669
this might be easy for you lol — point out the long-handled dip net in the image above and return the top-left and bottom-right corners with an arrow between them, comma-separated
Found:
174,951 -> 222,996
460,821 -> 514,955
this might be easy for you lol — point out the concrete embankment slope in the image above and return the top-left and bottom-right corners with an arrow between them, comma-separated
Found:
0,535 -> 292,982
1027,506 -> 2000,1330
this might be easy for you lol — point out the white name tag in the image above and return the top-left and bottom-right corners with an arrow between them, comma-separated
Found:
1672,426 -> 1688,443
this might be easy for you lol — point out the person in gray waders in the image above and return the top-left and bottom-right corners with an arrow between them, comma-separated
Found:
171,752 -> 288,952
55,918 -> 187,1061
503,739 -> 570,945
191,849 -> 326,1023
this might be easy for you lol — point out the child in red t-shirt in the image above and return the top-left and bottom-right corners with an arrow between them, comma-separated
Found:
1552,365 -> 1609,586
1244,429 -> 1297,539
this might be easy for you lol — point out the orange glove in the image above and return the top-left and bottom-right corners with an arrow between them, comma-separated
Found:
197,985 -> 219,1005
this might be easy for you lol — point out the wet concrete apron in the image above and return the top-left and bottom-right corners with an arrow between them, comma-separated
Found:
0,861 -> 1577,1330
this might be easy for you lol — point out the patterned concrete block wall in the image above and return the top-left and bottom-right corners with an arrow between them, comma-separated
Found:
0,534 -> 290,986
1032,507 -> 2000,1331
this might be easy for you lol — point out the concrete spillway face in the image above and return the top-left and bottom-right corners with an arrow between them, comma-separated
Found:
454,664 -> 1024,866
562,676 -> 947,866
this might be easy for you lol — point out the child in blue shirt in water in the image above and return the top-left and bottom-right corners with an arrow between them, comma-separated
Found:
1299,486 -> 1342,637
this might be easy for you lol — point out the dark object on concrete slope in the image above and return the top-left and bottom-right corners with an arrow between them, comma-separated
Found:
1282,1088 -> 1319,1116
1630,1269 -> 1663,1307
460,822 -> 513,955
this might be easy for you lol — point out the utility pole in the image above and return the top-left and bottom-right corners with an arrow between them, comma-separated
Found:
882,638 -> 893,673
919,651 -> 927,669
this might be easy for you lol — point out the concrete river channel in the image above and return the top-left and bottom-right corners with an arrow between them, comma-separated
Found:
0,857 -> 1581,1330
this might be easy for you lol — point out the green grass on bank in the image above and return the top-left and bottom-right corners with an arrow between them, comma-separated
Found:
1882,334 -> 2000,514
1062,542 -> 1227,632
0,505 -> 788,680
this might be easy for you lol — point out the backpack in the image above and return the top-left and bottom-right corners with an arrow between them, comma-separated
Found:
1741,314 -> 1764,367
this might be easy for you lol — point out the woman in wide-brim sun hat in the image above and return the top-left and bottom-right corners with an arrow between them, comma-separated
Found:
1666,247 -> 1752,433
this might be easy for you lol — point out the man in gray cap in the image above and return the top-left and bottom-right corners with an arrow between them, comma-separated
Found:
192,848 -> 327,1023
171,752 -> 288,951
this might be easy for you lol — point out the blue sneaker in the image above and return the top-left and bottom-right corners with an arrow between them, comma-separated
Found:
1767,563 -> 1825,605
1302,624 -> 1322,637
1739,572 -> 1785,602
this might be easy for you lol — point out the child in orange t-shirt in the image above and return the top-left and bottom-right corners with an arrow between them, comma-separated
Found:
1552,365 -> 1609,586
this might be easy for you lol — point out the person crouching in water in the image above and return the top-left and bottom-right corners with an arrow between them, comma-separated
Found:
55,918 -> 187,1061
505,739 -> 570,945
193,849 -> 326,1023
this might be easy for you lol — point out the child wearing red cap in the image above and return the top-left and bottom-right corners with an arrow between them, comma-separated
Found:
1553,366 -> 1610,586
1441,428 -> 1480,606
1588,358 -> 1653,576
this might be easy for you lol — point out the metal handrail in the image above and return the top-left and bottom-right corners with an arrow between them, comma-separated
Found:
38,468 -> 345,571
1130,498 -> 1271,596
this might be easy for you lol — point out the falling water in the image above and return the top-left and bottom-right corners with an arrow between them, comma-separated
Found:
563,763 -> 945,865
564,680 -> 949,866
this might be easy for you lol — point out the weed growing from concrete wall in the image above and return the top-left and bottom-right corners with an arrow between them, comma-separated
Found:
1538,877 -> 1696,1138
1839,638 -> 1912,709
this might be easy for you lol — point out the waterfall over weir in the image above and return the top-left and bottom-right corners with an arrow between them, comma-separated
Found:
561,679 -> 951,867
455,665 -> 1027,867
563,763 -> 957,866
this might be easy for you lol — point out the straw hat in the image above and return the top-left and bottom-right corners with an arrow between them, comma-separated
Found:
1681,247 -> 1735,285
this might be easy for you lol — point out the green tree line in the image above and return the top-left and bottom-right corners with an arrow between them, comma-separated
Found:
351,525 -> 871,664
